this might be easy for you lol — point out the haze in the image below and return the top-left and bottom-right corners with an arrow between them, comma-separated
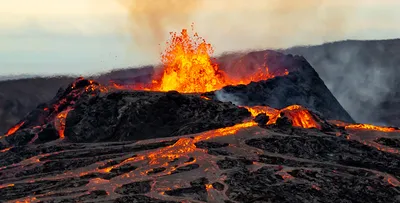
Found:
1,0 -> 399,76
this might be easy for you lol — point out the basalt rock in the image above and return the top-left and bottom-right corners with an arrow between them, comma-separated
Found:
64,90 -> 249,143
253,113 -> 269,126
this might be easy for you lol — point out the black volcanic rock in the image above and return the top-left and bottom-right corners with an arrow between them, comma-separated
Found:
2,78 -> 250,146
253,113 -> 269,126
205,51 -> 354,123
64,90 -> 249,142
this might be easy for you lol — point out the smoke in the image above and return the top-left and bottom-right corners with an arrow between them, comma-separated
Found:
117,0 -> 360,57
284,40 -> 399,125
215,89 -> 243,106
117,0 -> 201,54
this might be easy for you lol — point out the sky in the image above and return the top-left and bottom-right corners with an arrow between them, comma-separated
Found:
1,0 -> 400,76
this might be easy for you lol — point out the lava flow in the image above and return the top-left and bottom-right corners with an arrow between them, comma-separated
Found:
54,108 -> 73,139
4,121 -> 25,137
245,105 -> 321,129
329,120 -> 398,132
115,26 -> 287,93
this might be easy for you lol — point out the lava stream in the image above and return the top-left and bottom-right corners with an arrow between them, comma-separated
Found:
329,120 -> 398,132
4,121 -> 25,137
54,108 -> 73,139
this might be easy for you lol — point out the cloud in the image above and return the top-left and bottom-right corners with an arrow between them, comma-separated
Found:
0,0 -> 125,35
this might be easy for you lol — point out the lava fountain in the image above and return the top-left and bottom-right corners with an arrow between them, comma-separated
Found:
121,26 -> 287,93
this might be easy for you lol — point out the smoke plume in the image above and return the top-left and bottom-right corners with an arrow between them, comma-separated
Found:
117,0 -> 358,57
215,89 -> 243,106
284,40 -> 400,125
117,0 -> 201,54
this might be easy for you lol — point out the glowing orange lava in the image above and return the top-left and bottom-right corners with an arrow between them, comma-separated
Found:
54,108 -> 73,139
345,124 -> 397,132
329,120 -> 398,133
148,28 -> 227,93
245,105 -> 321,129
246,106 -> 279,118
114,26 -> 287,93
4,121 -> 25,136
0,147 -> 12,153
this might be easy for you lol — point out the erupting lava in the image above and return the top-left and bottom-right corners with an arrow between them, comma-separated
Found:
148,28 -> 226,93
120,26 -> 287,93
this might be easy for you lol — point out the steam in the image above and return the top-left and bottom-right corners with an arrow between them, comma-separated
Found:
215,89 -> 243,106
117,0 -> 358,57
284,41 -> 398,125
117,0 -> 201,53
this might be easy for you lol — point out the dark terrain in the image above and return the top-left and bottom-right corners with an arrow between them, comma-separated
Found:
0,51 -> 399,202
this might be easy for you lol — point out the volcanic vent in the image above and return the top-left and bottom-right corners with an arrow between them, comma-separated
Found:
1,27 -> 400,203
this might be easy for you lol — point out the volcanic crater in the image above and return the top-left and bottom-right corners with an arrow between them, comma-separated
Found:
1,28 -> 400,203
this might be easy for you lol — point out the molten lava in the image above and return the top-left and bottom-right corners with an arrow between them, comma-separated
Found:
114,26 -> 288,93
246,106 -> 279,118
148,28 -> 227,93
245,105 -> 321,129
346,124 -> 396,132
329,120 -> 398,132
279,105 -> 321,129
4,121 -> 25,136
54,109 -> 73,139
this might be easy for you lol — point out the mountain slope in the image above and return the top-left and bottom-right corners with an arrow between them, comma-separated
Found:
282,39 -> 400,126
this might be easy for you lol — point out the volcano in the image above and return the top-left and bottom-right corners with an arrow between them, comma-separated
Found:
1,29 -> 400,203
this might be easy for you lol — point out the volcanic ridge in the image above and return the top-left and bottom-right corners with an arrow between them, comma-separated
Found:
1,28 -> 400,203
